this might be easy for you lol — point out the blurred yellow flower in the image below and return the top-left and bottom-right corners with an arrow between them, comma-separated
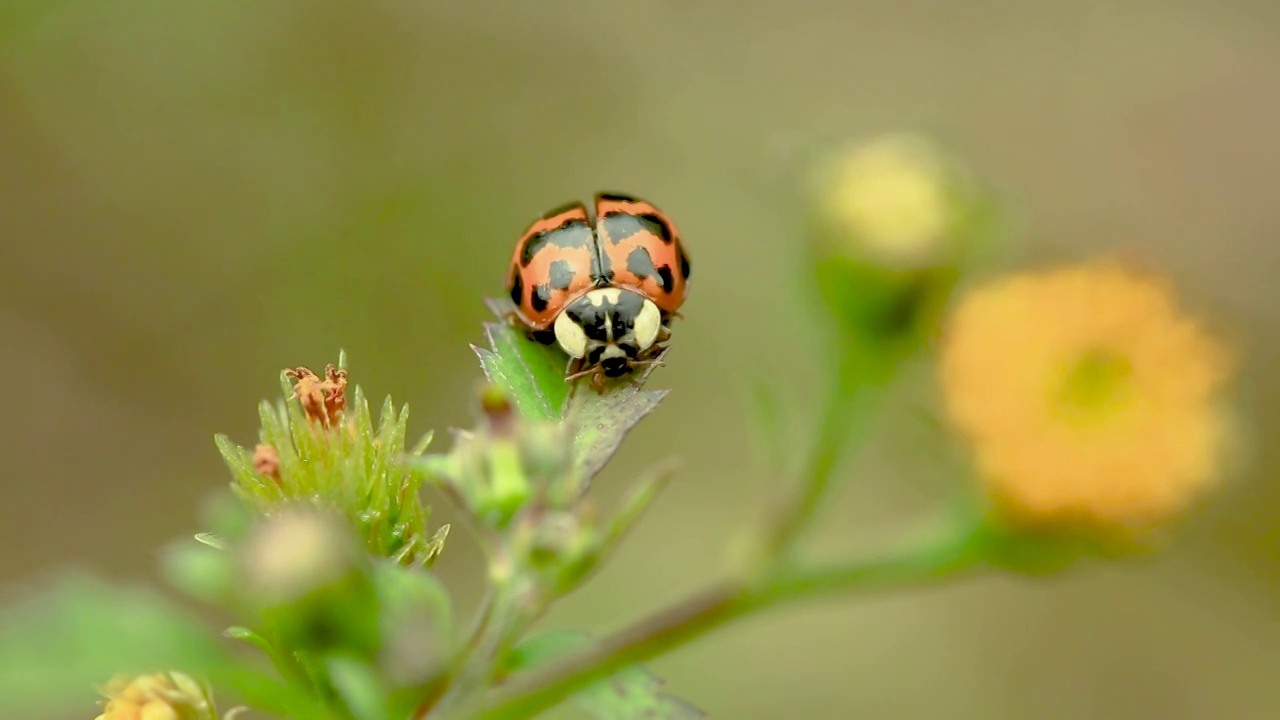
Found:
95,671 -> 214,720
816,133 -> 958,266
940,259 -> 1233,530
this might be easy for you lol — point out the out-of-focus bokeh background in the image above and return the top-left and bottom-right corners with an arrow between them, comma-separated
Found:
3,2 -> 1279,718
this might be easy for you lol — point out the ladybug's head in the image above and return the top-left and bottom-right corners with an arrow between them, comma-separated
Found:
554,288 -> 662,377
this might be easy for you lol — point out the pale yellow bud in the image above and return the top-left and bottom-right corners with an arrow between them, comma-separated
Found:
816,133 -> 962,267
242,506 -> 356,605
95,672 -> 214,720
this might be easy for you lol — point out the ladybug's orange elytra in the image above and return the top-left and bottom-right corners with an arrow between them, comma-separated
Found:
504,192 -> 691,392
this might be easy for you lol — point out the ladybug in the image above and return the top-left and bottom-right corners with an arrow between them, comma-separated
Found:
505,192 -> 691,392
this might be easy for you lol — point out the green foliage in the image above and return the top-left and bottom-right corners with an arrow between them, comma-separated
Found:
215,352 -> 448,568
474,300 -> 571,422
504,630 -> 703,719
411,308 -> 698,717
0,575 -> 235,717
476,299 -> 669,483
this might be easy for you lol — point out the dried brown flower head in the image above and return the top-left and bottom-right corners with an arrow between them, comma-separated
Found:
285,364 -> 348,427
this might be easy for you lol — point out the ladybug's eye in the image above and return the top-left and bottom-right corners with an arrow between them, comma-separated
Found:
553,311 -> 588,359
633,299 -> 661,350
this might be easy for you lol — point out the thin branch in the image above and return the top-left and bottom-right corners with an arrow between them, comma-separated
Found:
473,518 -> 985,720
762,347 -> 891,560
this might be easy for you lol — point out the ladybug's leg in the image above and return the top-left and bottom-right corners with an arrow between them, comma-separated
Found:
564,363 -> 610,394
564,361 -> 598,383
590,368 -> 607,395
631,357 -> 668,371
499,304 -> 530,330
564,356 -> 589,379
624,356 -> 667,388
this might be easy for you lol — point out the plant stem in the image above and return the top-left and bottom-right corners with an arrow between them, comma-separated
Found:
472,517 -> 984,720
764,346 -> 889,561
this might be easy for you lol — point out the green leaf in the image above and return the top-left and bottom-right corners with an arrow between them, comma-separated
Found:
568,354 -> 669,484
194,532 -> 227,550
372,560 -> 455,686
475,299 -> 571,422
600,460 -> 679,556
223,626 -> 272,653
0,573 -> 233,717
475,299 -> 670,486
326,656 -> 389,720
505,629 -> 703,719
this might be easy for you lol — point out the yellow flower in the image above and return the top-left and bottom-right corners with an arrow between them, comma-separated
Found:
815,133 -> 960,266
95,671 -> 214,720
939,258 -> 1233,531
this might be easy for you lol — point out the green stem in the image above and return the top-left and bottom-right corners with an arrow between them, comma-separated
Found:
411,585 -> 499,719
473,517 -> 985,720
424,585 -> 525,718
764,346 -> 889,561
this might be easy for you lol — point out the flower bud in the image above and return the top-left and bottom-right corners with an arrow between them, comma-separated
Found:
480,383 -> 517,437
95,671 -> 215,720
528,510 -> 590,569
238,507 -> 379,656
285,364 -> 347,428
805,133 -> 998,353
241,507 -> 357,604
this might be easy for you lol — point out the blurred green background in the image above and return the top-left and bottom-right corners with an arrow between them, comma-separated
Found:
3,1 -> 1279,718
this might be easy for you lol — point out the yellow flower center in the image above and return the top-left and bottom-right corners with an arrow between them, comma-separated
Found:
1055,350 -> 1133,424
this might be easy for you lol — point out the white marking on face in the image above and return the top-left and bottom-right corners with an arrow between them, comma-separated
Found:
553,310 -> 588,358
633,299 -> 661,350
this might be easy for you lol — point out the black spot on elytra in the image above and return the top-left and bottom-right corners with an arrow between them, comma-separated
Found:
531,283 -> 551,313
549,259 -> 575,290
625,246 -> 656,280
637,213 -> 673,243
657,265 -> 674,293
599,213 -> 671,245
508,270 -> 524,307
678,246 -> 691,280
599,214 -> 640,245
520,221 -> 593,266
597,191 -> 639,203
601,211 -> 675,244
